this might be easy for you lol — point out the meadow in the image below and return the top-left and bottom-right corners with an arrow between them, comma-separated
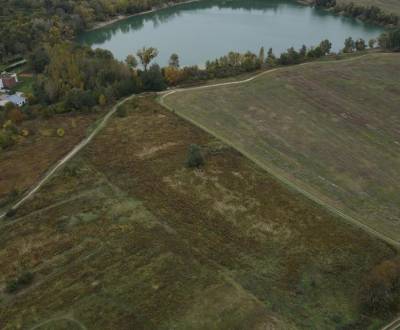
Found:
0,97 -> 396,329
163,53 -> 400,244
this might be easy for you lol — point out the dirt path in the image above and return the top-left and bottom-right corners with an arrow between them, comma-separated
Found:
29,316 -> 87,330
382,317 -> 400,330
159,53 -> 400,249
0,94 -> 137,220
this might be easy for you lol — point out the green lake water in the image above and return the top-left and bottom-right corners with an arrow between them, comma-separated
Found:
78,0 -> 383,66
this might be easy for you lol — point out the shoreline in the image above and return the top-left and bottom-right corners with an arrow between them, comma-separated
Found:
88,0 -> 201,32
86,0 -> 395,35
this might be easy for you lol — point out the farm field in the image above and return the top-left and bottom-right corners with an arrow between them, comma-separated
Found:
162,53 -> 400,244
0,97 -> 397,329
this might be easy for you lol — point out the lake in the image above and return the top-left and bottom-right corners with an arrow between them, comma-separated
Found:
78,0 -> 384,67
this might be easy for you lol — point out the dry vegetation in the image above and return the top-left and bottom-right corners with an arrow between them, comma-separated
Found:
163,53 -> 400,243
0,113 -> 98,209
0,97 -> 397,329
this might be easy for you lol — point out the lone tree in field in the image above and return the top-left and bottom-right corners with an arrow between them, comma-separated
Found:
186,144 -> 204,168
169,53 -> 180,68
125,54 -> 138,69
136,47 -> 158,71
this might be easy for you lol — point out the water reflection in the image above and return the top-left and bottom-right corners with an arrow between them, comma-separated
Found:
78,0 -> 383,66
79,0 -> 288,45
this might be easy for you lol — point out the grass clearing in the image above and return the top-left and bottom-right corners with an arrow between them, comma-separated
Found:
0,97 -> 397,329
0,113 -> 98,210
163,53 -> 400,244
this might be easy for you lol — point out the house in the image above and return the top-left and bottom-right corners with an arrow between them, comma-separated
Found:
0,72 -> 18,90
0,92 -> 26,107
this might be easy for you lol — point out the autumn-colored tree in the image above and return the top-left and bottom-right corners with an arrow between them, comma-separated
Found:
136,47 -> 158,71
163,66 -> 183,86
99,94 -> 107,107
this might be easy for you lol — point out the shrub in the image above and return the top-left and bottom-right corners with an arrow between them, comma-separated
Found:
20,129 -> 29,137
140,64 -> 167,91
5,208 -> 17,218
116,107 -> 127,117
57,128 -> 65,137
5,271 -> 34,294
359,258 -> 400,315
0,128 -> 15,149
186,144 -> 204,168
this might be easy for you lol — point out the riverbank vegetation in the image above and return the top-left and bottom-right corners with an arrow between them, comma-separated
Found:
315,0 -> 399,26
2,26 -> 399,152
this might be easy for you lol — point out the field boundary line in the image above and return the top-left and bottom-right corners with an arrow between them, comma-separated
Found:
0,94 -> 137,220
159,52 -> 400,249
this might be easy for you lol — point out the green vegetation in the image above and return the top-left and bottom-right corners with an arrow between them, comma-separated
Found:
337,0 -> 400,16
316,0 -> 400,26
186,144 -> 204,168
0,97 -> 397,329
163,53 -> 400,243
360,258 -> 400,315
5,271 -> 34,294
0,0 -> 187,63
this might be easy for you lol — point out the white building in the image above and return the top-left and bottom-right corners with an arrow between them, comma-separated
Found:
0,92 -> 26,107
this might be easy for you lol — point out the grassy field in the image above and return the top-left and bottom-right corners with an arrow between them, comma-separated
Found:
163,53 -> 400,244
336,0 -> 400,15
0,97 -> 397,329
0,113 -> 98,210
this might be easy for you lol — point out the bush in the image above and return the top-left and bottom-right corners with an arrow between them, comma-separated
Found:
5,271 -> 34,294
186,144 -> 204,168
116,107 -> 127,117
140,64 -> 167,91
56,128 -> 65,137
5,208 -> 17,218
359,258 -> 400,315
0,130 -> 14,149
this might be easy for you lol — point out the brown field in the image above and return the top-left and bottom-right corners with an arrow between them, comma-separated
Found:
0,113 -> 98,208
0,97 -> 396,329
163,53 -> 400,244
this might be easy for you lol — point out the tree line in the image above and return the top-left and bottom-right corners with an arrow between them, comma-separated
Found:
1,26 -> 399,150
0,0 -> 187,64
315,0 -> 399,27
